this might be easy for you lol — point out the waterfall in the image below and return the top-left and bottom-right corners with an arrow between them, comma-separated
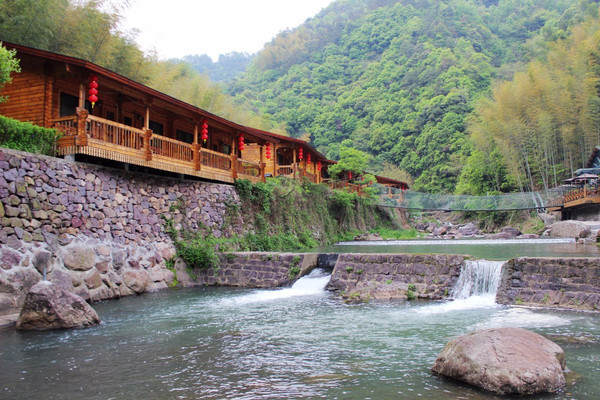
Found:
451,260 -> 505,300
417,260 -> 504,314
228,268 -> 331,304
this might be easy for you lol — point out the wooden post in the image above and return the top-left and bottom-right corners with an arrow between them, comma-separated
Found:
144,106 -> 150,130
75,107 -> 89,146
260,143 -> 266,183
231,137 -> 237,180
78,83 -> 85,109
144,129 -> 153,161
192,123 -> 201,171
273,144 -> 278,177
293,148 -> 297,179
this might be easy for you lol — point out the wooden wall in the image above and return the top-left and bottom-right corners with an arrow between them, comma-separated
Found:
0,56 -> 48,126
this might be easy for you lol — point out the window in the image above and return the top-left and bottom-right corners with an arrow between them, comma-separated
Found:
123,116 -> 133,126
222,144 -> 231,155
149,120 -> 163,135
59,92 -> 79,117
105,110 -> 115,121
176,129 -> 193,144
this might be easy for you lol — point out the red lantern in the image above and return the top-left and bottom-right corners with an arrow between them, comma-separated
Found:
348,171 -> 352,180
88,75 -> 99,108
307,153 -> 311,164
317,161 -> 322,171
298,147 -> 303,161
265,142 -> 272,159
201,120 -> 208,142
238,134 -> 245,151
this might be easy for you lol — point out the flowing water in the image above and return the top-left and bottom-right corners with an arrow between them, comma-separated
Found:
1,268 -> 599,399
320,238 -> 600,260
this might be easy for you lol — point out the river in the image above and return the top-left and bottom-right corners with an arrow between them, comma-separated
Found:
1,267 -> 598,399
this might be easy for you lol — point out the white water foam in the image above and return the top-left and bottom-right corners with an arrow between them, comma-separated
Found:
417,260 -> 504,315
226,268 -> 331,305
470,308 -> 571,330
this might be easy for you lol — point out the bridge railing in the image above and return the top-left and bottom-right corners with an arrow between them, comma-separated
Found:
373,185 -> 568,211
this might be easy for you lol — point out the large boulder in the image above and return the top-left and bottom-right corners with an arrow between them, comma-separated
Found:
16,281 -> 100,330
431,327 -> 566,395
550,220 -> 592,239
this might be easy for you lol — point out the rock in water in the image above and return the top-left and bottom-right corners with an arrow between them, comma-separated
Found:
16,281 -> 100,330
431,327 -> 566,395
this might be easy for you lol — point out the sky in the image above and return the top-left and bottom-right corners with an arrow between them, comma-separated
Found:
119,0 -> 335,61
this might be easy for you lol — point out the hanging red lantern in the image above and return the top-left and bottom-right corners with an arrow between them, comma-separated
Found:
88,75 -> 99,108
201,120 -> 209,142
298,147 -> 303,161
348,171 -> 352,180
265,142 -> 272,159
307,153 -> 311,164
317,161 -> 322,171
238,134 -> 245,151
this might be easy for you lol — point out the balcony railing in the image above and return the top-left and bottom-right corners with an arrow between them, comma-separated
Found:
201,148 -> 231,171
87,115 -> 144,150
53,111 -> 324,187
151,134 -> 193,162
237,159 -> 261,177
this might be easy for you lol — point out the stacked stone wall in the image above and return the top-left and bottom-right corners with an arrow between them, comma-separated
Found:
0,148 -> 243,316
176,253 -> 318,288
327,253 -> 466,302
497,257 -> 600,311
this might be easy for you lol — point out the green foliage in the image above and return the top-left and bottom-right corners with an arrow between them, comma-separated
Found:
327,144 -> 372,177
177,239 -> 219,270
0,115 -> 60,155
230,0 -> 577,193
0,43 -> 20,101
369,227 -> 419,240
234,177 -> 398,252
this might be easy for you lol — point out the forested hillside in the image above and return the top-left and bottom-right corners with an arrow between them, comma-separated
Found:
229,0 -> 599,192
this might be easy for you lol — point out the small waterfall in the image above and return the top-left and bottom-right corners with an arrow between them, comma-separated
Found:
451,260 -> 505,300
229,268 -> 331,304
418,260 -> 504,314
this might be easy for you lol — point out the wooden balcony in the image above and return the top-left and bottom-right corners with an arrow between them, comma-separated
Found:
54,112 -> 262,183
562,186 -> 600,208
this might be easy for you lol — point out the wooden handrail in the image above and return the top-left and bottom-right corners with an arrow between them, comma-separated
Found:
150,134 -> 193,162
237,158 -> 261,177
86,116 -> 145,150
201,147 -> 231,171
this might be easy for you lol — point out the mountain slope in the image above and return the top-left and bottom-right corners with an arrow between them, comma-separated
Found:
228,0 -> 585,192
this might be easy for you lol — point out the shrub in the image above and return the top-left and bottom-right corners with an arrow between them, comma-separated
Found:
0,115 -> 60,155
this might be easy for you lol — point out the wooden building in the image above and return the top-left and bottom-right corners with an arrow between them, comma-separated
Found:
0,42 -> 407,191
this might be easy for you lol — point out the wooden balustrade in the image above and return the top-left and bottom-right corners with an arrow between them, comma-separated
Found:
53,113 -> 328,188
276,165 -> 294,176
52,116 -> 78,136
86,115 -> 144,150
201,147 -> 231,171
236,158 -> 261,177
150,134 -> 193,162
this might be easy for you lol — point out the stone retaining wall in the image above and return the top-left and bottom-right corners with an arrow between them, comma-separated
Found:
0,148 -> 243,315
327,253 -> 466,302
176,253 -> 318,288
497,257 -> 600,311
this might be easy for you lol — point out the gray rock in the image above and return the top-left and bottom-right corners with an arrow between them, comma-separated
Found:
121,268 -> 149,294
458,222 -> 479,236
431,327 -> 566,395
550,220 -> 593,239
16,281 -> 100,330
63,245 -> 95,271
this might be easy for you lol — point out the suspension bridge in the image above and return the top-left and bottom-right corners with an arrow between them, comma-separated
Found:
371,184 -> 599,212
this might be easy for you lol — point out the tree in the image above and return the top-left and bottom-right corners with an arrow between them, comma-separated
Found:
327,142 -> 372,177
0,43 -> 20,103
